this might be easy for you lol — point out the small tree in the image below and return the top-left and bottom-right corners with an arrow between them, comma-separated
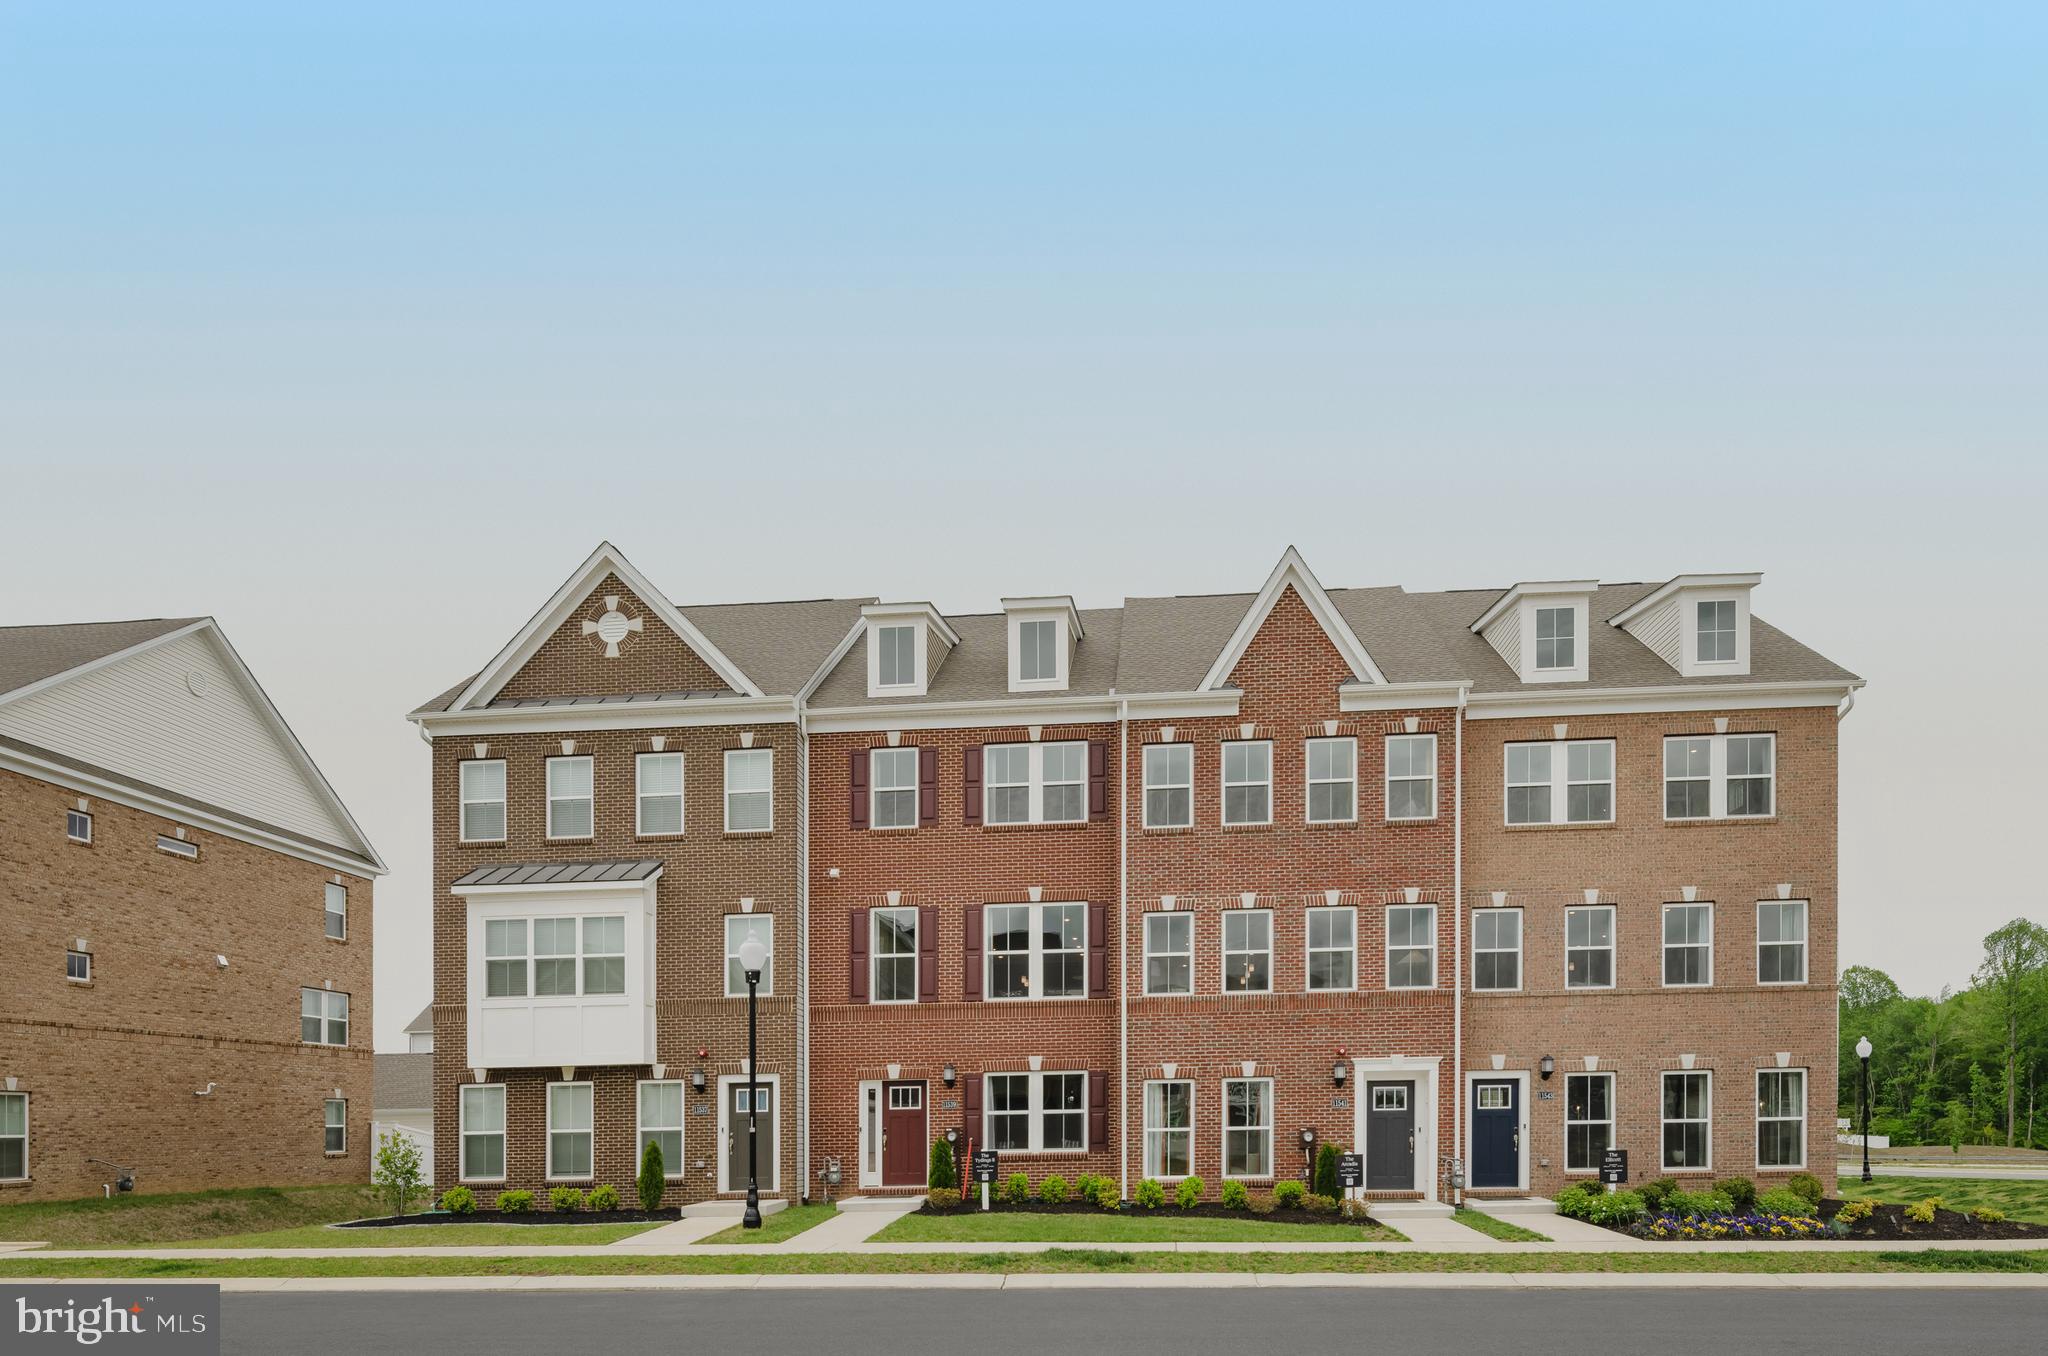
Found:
928,1137 -> 957,1191
637,1138 -> 666,1213
374,1130 -> 424,1220
1313,1142 -> 1340,1198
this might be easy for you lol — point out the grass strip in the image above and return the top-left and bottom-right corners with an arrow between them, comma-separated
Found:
699,1203 -> 838,1245
872,1210 -> 1395,1244
1452,1209 -> 1549,1242
172,1222 -> 664,1249
0,1186 -> 387,1250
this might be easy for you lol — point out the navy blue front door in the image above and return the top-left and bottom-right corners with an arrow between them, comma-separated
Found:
1472,1080 -> 1519,1188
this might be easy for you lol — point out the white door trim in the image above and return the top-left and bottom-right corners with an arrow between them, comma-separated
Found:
1463,1069 -> 1531,1193
717,1072 -> 781,1195
1350,1055 -> 1441,1202
857,1079 -> 882,1189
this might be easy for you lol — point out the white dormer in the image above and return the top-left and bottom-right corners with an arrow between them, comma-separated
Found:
862,603 -> 959,699
1001,596 -> 1082,694
1470,581 -> 1596,684
1608,573 -> 1761,677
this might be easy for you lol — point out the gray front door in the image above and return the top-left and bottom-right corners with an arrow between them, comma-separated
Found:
726,1083 -> 776,1191
1366,1081 -> 1415,1190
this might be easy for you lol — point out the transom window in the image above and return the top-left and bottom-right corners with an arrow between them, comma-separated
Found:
1307,906 -> 1356,991
638,1081 -> 684,1178
984,1072 -> 1086,1152
1566,1073 -> 1613,1172
1221,741 -> 1273,825
1565,905 -> 1614,988
872,907 -> 918,1003
1305,737 -> 1356,823
1698,599 -> 1738,663
986,902 -> 1086,1000
459,759 -> 506,842
1664,733 -> 1775,819
870,747 -> 920,829
1386,904 -> 1436,989
546,756 -> 593,839
1757,900 -> 1808,984
725,748 -> 774,832
1144,1080 -> 1193,1178
324,1098 -> 347,1154
1662,1071 -> 1711,1171
1142,744 -> 1193,828
725,914 -> 773,996
1222,909 -> 1272,992
1223,1079 -> 1272,1178
1662,903 -> 1712,987
1017,618 -> 1058,682
1473,908 -> 1521,991
876,624 -> 917,688
156,833 -> 198,859
1143,912 -> 1192,995
547,1081 -> 594,1179
1505,740 -> 1614,825
324,882 -> 347,940
636,752 -> 684,836
1756,1069 -> 1806,1169
66,809 -> 92,844
300,988 -> 349,1046
1534,605 -> 1576,670
1385,734 -> 1436,820
984,741 -> 1086,825
65,949 -> 90,983
460,1084 -> 506,1181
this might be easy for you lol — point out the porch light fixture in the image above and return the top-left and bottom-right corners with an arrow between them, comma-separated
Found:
690,1069 -> 707,1094
1331,1063 -> 1347,1087
942,1064 -> 957,1088
1539,1054 -> 1556,1080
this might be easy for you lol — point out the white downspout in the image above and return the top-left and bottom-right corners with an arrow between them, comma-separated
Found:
1451,685 -> 1466,1206
1117,697 -> 1130,1201
796,704 -> 812,1201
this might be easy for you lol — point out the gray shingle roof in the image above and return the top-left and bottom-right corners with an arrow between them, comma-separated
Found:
374,1053 -> 433,1112
403,1004 -> 433,1037
450,859 -> 664,888
0,618 -> 202,699
809,608 -> 1126,707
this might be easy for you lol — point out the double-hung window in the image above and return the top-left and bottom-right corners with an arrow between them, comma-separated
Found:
301,988 -> 349,1046
1472,909 -> 1521,991
459,759 -> 506,842
1662,903 -> 1712,986
520,916 -> 627,998
1017,619 -> 1059,683
324,882 -> 347,940
1305,737 -> 1356,823
1698,600 -> 1738,663
1505,740 -> 1614,825
1143,912 -> 1191,995
1664,733 -> 1775,819
547,1081 -> 594,1179
1306,906 -> 1356,991
324,1098 -> 347,1153
1757,900 -> 1807,984
1386,904 -> 1436,989
1385,734 -> 1436,820
875,624 -> 917,688
460,1085 -> 506,1181
1221,741 -> 1272,825
65,949 -> 91,983
1756,1069 -> 1806,1170
1144,1080 -> 1193,1178
984,741 -> 1086,825
983,1072 -> 1087,1152
66,809 -> 92,844
546,756 -> 593,838
1534,605 -> 1576,670
1565,906 -> 1614,988
636,752 -> 684,836
1223,1079 -> 1272,1178
725,915 -> 774,996
1661,1071 -> 1711,1171
1222,909 -> 1272,992
1142,744 -> 1193,828
1565,1073 -> 1613,1172
533,918 -> 578,995
582,916 -> 626,994
485,919 -> 528,997
638,1080 -> 684,1178
871,907 -> 917,1002
870,748 -> 920,829
0,1093 -> 23,1181
725,749 -> 773,831
986,902 -> 1086,999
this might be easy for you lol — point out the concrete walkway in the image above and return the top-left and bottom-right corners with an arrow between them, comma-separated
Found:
777,1198 -> 919,1251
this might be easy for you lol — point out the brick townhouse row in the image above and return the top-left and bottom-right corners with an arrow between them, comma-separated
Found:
409,546 -> 1860,1206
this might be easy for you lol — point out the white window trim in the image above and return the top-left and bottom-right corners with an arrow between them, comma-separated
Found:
869,746 -> 921,832
984,901 -> 1088,1002
1221,908 -> 1273,994
66,810 -> 92,844
324,1097 -> 347,1155
1504,739 -> 1615,826
635,751 -> 685,838
870,906 -> 919,1004
982,1070 -> 1090,1154
66,949 -> 92,983
1663,733 -> 1776,821
1141,743 -> 1194,829
1756,899 -> 1809,986
325,882 -> 347,941
1532,604 -> 1579,673
1756,1068 -> 1808,1172
156,834 -> 198,859
458,759 -> 507,844
1676,590 -> 1752,675
1143,1078 -> 1195,1180
1384,733 -> 1438,821
1006,612 -> 1069,693
301,987 -> 349,1046
724,914 -> 775,998
1220,1077 -> 1274,1180
983,741 -> 1088,826
1661,902 -> 1714,988
1471,907 -> 1522,993
1385,903 -> 1437,990
545,755 -> 594,841
0,1092 -> 26,1183
1220,740 -> 1274,827
1142,911 -> 1193,996
636,1078 -> 687,1179
1304,736 -> 1358,825
1661,1069 -> 1713,1173
1563,1072 -> 1614,1175
1305,905 -> 1358,993
724,747 -> 775,834
546,1080 -> 595,1181
459,1083 -> 506,1184
1565,905 -> 1616,991
873,621 -> 923,692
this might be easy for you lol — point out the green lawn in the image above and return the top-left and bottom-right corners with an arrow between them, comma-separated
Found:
0,1186 -> 387,1249
172,1221 -> 663,1248
1452,1209 -> 1548,1242
700,1203 -> 837,1245
1836,1175 -> 2048,1225
871,1209 -> 1400,1244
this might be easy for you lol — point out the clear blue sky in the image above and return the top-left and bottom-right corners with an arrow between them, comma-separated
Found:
3,4 -> 2043,1045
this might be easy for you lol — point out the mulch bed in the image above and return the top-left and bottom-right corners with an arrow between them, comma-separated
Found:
917,1199 -> 1363,1227
336,1208 -> 681,1229
1816,1199 -> 2045,1241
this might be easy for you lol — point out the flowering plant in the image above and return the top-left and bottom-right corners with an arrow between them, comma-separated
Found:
1634,1209 -> 1828,1241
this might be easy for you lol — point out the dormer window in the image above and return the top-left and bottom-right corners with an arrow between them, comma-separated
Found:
1697,600 -> 1737,663
1017,619 -> 1058,682
1609,573 -> 1760,677
862,604 -> 958,699
876,625 -> 918,688
1471,582 -> 1594,684
1002,597 -> 1081,694
1534,607 -> 1576,671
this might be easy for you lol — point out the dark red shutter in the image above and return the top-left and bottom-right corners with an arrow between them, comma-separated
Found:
849,748 -> 869,829
962,904 -> 983,1001
917,904 -> 938,1002
849,907 -> 870,1003
962,746 -> 983,824
1088,1070 -> 1108,1149
1088,902 -> 1108,998
918,746 -> 938,826
1088,740 -> 1108,820
963,1073 -> 982,1145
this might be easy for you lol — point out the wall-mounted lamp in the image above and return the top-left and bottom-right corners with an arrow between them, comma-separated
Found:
1331,1063 -> 1348,1087
942,1064 -> 957,1088
1539,1054 -> 1556,1080
690,1069 -> 707,1094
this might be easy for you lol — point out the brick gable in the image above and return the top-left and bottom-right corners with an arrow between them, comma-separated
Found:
494,573 -> 730,702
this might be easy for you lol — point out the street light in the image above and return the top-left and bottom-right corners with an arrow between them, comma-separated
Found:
737,930 -> 770,1228
1855,1035 -> 1874,1185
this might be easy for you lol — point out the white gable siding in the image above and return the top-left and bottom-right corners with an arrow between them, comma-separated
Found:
1621,595 -> 1683,670
1480,611 -> 1521,675
0,630 -> 355,848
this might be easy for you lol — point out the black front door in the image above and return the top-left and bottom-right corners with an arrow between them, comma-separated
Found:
1365,1081 -> 1415,1190
1472,1079 -> 1519,1188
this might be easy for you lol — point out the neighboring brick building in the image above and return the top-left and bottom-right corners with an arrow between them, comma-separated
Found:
414,546 -> 1859,1209
0,618 -> 385,1201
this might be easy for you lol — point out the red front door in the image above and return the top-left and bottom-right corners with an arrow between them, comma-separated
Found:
882,1082 -> 927,1186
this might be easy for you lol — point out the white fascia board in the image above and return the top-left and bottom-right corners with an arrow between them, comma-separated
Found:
1469,580 -> 1601,635
1339,681 -> 1471,712
1464,678 -> 1863,719
412,694 -> 798,738
1200,547 -> 1388,690
859,602 -> 961,649
0,619 -> 213,710
796,620 -> 866,705
1000,595 -> 1084,640
452,873 -> 664,898
453,542 -> 764,710
1607,573 -> 1763,628
0,743 -> 384,877
803,689 -> 1237,734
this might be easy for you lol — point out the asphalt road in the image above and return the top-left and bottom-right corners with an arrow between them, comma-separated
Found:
222,1287 -> 2041,1356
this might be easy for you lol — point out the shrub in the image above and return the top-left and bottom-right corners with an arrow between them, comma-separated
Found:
587,1184 -> 621,1212
1586,1188 -> 1645,1227
923,1192 -> 956,1212
1785,1172 -> 1825,1209
1553,1182 -> 1600,1219
1664,1189 -> 1734,1218
1715,1177 -> 1756,1213
549,1187 -> 585,1213
1273,1179 -> 1306,1209
1972,1205 -> 2006,1223
1038,1174 -> 1070,1204
1075,1173 -> 1105,1199
373,1130 -> 426,1220
637,1139 -> 666,1213
495,1190 -> 535,1213
1134,1179 -> 1166,1210
1303,1192 -> 1338,1214
1340,1197 -> 1373,1221
1637,1177 -> 1680,1212
1247,1193 -> 1276,1215
1088,1176 -> 1121,1211
438,1186 -> 477,1215
1835,1198 -> 1875,1224
1905,1197 -> 1939,1224
1756,1187 -> 1812,1217
1003,1172 -> 1033,1206
1219,1180 -> 1251,1210
928,1138 -> 957,1192
1313,1143 -> 1341,1199
1175,1176 -> 1204,1209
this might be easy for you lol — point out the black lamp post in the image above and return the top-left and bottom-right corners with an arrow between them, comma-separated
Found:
737,931 -> 770,1228
1855,1035 -> 1873,1185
